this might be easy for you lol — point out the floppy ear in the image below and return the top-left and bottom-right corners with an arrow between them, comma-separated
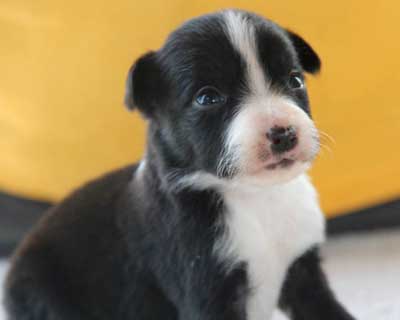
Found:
286,30 -> 321,74
125,51 -> 163,118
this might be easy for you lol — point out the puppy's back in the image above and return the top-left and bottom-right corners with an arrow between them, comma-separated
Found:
4,164 -> 137,319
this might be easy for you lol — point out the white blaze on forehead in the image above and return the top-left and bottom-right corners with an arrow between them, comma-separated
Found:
216,10 -> 319,186
223,10 -> 269,96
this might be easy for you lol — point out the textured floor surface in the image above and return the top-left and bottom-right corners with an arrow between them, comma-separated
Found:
0,230 -> 399,319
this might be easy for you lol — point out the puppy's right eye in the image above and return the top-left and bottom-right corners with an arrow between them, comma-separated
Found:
195,86 -> 227,107
288,71 -> 304,90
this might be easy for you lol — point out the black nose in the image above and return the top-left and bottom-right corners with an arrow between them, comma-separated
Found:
267,126 -> 298,154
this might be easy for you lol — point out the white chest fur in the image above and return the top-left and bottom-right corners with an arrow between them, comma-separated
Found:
217,174 -> 325,320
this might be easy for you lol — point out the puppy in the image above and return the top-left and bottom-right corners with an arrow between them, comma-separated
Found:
4,9 -> 356,320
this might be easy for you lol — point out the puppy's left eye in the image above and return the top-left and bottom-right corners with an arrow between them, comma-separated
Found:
288,72 -> 304,89
195,86 -> 227,107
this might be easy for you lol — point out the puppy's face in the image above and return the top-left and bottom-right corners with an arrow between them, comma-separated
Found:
126,10 -> 321,187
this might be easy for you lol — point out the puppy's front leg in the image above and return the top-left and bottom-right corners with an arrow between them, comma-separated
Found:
278,248 -> 356,320
149,190 -> 249,320
176,262 -> 248,320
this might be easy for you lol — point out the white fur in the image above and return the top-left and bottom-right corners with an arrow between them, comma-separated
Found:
167,11 -> 324,320
220,10 -> 319,185
135,158 -> 147,182
217,174 -> 325,320
223,10 -> 268,97
223,95 -> 319,185
175,170 -> 325,320
137,159 -> 147,175
191,11 -> 325,320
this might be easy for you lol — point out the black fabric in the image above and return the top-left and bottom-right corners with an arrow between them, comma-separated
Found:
0,192 -> 52,257
327,199 -> 400,235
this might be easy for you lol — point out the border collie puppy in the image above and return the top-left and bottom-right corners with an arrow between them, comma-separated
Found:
4,9 -> 356,320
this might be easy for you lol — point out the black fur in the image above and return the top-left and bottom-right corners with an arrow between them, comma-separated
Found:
286,30 -> 321,74
279,248 -> 355,320
4,10 -> 355,320
125,51 -> 167,117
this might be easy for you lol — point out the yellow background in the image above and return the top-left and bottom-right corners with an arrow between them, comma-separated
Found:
1,1 -> 399,216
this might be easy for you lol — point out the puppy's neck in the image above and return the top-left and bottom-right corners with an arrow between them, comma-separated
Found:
135,124 -> 197,190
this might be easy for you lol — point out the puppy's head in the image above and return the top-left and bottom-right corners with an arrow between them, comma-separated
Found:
126,10 -> 321,188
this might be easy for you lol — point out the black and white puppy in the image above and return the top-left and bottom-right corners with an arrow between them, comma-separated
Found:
4,9 -> 356,320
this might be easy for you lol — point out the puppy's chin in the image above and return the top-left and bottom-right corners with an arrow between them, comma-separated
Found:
170,160 -> 311,193
232,160 -> 312,189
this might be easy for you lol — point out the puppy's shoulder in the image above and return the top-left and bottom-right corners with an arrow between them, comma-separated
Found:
6,164 -> 138,291
4,164 -> 145,318
36,163 -> 138,231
